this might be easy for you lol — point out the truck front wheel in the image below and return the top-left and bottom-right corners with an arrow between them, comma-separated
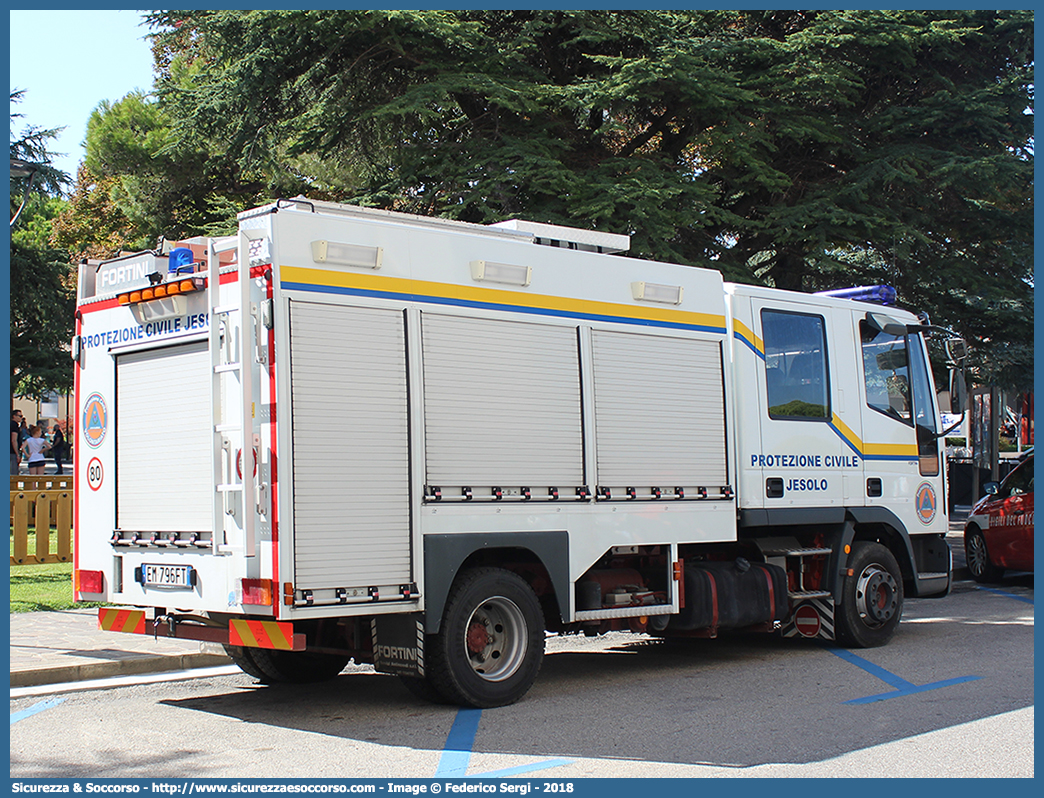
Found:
427,567 -> 545,708
835,541 -> 903,648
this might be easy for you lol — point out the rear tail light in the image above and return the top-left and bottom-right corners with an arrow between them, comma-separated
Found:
242,578 -> 274,606
75,569 -> 104,594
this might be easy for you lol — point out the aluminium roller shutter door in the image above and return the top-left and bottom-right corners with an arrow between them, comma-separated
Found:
591,330 -> 727,487
289,301 -> 412,590
115,341 -> 212,532
421,313 -> 584,488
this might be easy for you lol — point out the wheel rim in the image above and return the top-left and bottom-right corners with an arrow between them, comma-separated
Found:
463,595 -> 528,682
854,563 -> 899,627
967,534 -> 988,576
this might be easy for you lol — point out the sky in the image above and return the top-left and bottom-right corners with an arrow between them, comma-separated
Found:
10,9 -> 156,181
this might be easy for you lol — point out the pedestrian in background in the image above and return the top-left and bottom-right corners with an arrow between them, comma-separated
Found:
21,425 -> 51,476
52,424 -> 66,475
10,409 -> 24,475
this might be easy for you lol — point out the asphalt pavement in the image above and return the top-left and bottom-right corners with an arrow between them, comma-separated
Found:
9,511 -> 977,689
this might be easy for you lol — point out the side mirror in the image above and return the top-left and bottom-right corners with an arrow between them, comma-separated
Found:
945,336 -> 968,365
983,482 -> 1000,496
949,369 -> 967,413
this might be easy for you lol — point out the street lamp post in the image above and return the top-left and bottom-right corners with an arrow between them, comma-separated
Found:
10,157 -> 40,227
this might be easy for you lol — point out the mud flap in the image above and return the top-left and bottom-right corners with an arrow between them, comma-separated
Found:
371,614 -> 425,677
781,598 -> 836,641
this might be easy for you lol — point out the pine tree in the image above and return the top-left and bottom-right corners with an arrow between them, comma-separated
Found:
76,10 -> 1033,387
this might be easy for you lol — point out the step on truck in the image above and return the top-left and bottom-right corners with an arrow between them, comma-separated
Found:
74,198 -> 967,707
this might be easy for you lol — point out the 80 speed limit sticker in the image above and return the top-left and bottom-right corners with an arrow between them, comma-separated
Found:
87,457 -> 104,491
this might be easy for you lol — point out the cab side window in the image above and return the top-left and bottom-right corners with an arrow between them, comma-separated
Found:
761,310 -> 829,420
860,322 -> 912,424
860,321 -> 940,477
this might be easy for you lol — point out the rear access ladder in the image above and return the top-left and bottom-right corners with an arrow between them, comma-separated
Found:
207,230 -> 266,556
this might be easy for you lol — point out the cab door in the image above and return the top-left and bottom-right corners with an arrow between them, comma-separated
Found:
989,458 -> 1034,571
856,319 -> 946,535
749,298 -> 846,512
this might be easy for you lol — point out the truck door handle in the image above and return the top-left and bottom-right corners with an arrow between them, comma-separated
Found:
766,478 -> 784,499
867,478 -> 883,497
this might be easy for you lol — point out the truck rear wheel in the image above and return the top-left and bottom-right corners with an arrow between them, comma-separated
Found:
427,567 -> 545,708
223,644 -> 268,680
229,646 -> 351,684
835,541 -> 903,648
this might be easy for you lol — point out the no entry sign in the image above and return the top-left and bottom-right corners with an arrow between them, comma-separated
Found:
795,604 -> 822,637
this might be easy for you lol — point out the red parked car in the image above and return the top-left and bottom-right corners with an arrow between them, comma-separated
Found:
964,454 -> 1034,582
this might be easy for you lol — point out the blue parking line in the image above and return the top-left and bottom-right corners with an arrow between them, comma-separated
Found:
10,697 -> 65,725
975,585 -> 1034,605
844,675 -> 982,705
824,646 -> 981,704
471,760 -> 573,778
828,647 -> 914,690
435,708 -> 483,777
434,707 -> 574,778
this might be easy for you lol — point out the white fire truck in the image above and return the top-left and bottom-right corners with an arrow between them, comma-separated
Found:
74,198 -> 966,707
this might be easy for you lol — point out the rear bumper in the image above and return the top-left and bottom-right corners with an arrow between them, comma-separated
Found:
98,608 -> 305,651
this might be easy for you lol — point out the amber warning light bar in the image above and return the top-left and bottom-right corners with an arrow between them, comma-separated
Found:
117,275 -> 205,307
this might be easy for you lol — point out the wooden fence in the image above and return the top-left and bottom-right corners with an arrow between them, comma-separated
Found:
10,476 -> 74,565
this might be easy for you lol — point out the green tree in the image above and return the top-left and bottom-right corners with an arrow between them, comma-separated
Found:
10,90 -> 69,205
55,92 -> 250,252
77,10 -> 1032,388
10,203 -> 76,398
10,91 -> 76,399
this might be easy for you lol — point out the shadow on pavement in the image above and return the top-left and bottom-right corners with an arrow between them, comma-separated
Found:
150,592 -> 1033,768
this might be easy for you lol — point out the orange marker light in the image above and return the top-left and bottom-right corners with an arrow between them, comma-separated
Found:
129,291 -> 141,303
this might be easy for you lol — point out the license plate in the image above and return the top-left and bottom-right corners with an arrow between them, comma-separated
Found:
142,564 -> 195,588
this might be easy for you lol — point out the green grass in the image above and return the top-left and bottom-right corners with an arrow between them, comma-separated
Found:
9,561 -> 87,613
10,527 -> 105,613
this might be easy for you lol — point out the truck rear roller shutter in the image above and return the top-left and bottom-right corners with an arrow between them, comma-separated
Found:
116,341 -> 212,532
421,313 -> 584,487
289,301 -> 411,590
591,330 -> 727,487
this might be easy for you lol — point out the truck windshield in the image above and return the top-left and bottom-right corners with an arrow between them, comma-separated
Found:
859,323 -> 939,476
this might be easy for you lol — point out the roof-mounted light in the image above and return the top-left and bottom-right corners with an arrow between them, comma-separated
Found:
311,240 -> 383,270
167,246 -> 196,275
117,276 -> 205,307
814,285 -> 897,305
470,260 -> 532,286
631,281 -> 684,305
